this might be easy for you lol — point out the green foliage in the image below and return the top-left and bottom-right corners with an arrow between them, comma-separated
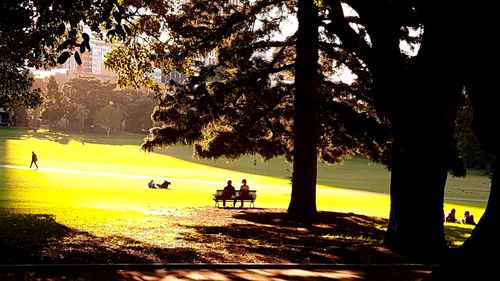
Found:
61,76 -> 117,130
0,1 -> 115,69
41,76 -> 65,126
104,0 -> 389,165
12,107 -> 29,127
0,61 -> 42,108
0,1 -> 123,109
455,92 -> 492,170
121,93 -> 156,132
39,76 -> 155,133
94,103 -> 123,136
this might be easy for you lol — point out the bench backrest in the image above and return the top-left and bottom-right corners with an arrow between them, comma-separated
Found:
214,190 -> 257,199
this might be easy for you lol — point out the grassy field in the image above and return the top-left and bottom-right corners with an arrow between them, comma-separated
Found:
0,127 -> 490,253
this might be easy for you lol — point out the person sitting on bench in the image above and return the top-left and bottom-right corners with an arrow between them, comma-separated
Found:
237,179 -> 250,207
222,180 -> 236,207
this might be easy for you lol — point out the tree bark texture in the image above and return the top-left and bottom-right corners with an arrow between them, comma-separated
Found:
383,2 -> 463,261
288,0 -> 319,218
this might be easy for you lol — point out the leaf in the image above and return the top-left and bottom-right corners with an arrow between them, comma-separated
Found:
56,23 -> 66,36
115,25 -> 125,39
91,22 -> 99,32
57,51 -> 71,64
117,4 -> 125,15
107,29 -> 116,37
113,11 -> 122,23
83,0 -> 91,9
106,19 -> 113,30
56,41 -> 69,51
70,19 -> 78,29
74,52 -> 82,65
68,29 -> 77,38
103,3 -> 113,20
123,25 -> 132,36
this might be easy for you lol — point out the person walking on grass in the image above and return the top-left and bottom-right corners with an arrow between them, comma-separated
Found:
30,151 -> 38,170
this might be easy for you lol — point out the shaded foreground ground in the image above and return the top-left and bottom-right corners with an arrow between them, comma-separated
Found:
0,264 -> 434,281
1,208 -> 437,280
1,208 -> 408,264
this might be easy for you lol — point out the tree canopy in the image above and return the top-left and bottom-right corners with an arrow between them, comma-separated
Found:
0,0 -> 123,108
104,0 -> 391,216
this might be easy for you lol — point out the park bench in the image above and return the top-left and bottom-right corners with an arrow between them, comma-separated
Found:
213,190 -> 257,208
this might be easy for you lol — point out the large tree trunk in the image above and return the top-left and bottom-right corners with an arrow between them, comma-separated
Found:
288,0 -> 319,218
425,160 -> 499,281
383,1 -> 464,261
384,70 -> 460,262
384,136 -> 449,262
425,25 -> 500,278
383,77 -> 454,261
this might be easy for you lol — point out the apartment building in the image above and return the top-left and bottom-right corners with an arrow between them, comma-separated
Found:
60,39 -> 116,80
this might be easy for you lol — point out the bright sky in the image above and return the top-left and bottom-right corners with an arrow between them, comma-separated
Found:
32,68 -> 69,79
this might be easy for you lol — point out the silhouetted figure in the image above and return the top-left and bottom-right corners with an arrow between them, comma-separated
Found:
148,180 -> 156,189
157,180 -> 171,189
462,210 -> 476,225
237,179 -> 250,207
30,151 -> 38,169
222,180 -> 235,207
445,208 -> 459,223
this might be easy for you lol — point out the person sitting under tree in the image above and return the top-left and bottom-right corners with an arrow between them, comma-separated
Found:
462,210 -> 477,225
445,208 -> 459,223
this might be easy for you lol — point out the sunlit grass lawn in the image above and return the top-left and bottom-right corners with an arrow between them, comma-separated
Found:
0,127 -> 489,249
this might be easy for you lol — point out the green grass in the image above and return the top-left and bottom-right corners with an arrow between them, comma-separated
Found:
0,127 -> 490,248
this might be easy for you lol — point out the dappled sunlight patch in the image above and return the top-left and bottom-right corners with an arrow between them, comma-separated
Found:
321,234 -> 379,244
166,208 -> 403,263
450,241 -> 464,247
296,227 -> 309,232
277,269 -> 363,280
444,223 -> 474,248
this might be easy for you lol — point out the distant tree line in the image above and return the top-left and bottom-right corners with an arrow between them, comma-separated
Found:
36,76 -> 156,134
455,93 -> 495,173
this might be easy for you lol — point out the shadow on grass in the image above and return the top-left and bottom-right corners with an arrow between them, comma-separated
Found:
0,209 -> 437,280
179,209 -> 405,264
22,129 -> 76,145
22,129 -> 144,146
0,211 -> 205,264
444,224 -> 473,247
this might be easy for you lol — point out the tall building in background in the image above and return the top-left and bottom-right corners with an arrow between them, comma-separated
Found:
91,42 -> 115,77
56,38 -> 185,84
60,39 -> 116,80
